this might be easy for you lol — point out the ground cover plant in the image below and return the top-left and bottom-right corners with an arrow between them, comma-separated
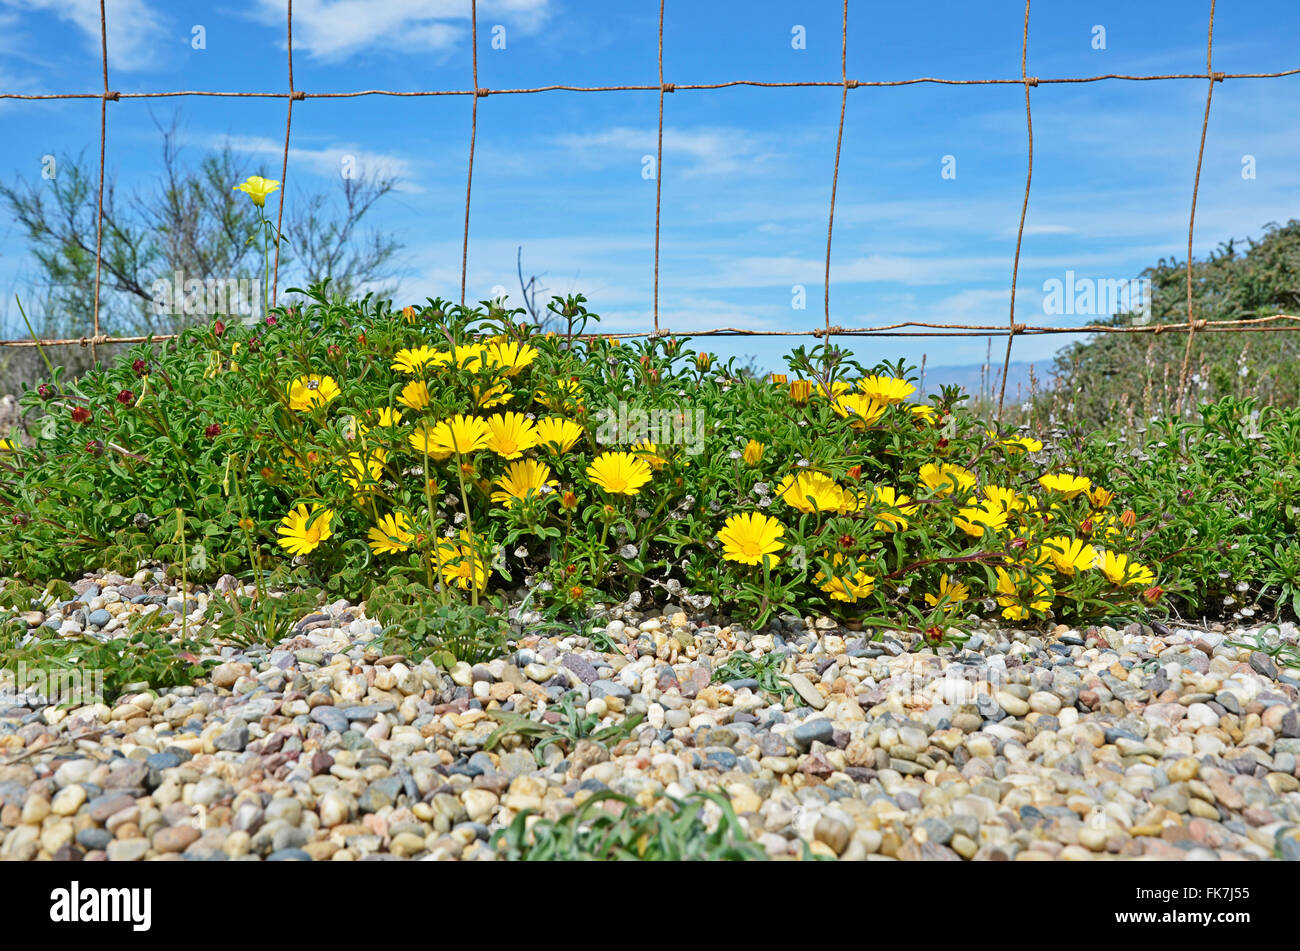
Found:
0,280 -> 1175,654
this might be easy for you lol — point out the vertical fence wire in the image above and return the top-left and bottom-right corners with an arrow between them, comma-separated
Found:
652,0 -> 666,334
1176,0 -> 1220,415
823,0 -> 850,347
91,0 -> 110,363
996,0 -> 1034,419
460,0 -> 480,306
272,0 -> 296,308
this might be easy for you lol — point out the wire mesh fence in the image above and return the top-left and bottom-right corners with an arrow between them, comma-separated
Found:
3,0 -> 1299,418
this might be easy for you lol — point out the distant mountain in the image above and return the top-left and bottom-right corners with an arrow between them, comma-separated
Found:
917,361 -> 1042,403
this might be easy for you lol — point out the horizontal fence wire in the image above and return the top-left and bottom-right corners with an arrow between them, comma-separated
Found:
1,0 -> 1298,419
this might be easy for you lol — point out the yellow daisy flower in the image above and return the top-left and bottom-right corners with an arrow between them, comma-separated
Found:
815,553 -> 875,602
491,459 -> 559,508
392,346 -> 449,375
276,503 -> 333,556
534,416 -> 584,454
483,411 -> 538,459
1042,535 -> 1097,576
287,375 -> 340,412
831,392 -> 888,428
1095,549 -> 1155,587
397,379 -> 431,411
872,485 -> 917,531
339,448 -> 387,491
485,340 -> 539,377
409,414 -> 492,458
742,439 -> 765,466
434,533 -> 488,591
858,374 -> 915,405
586,451 -> 653,496
776,471 -> 846,514
918,462 -> 976,496
367,512 -> 415,555
924,573 -> 970,608
716,512 -> 784,567
1038,472 -> 1092,499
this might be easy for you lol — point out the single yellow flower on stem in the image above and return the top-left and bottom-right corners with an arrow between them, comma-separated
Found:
397,379 -> 431,411
233,175 -> 280,207
434,533 -> 488,591
410,414 -> 491,458
586,451 -> 653,496
534,416 -> 584,454
1095,549 -> 1155,587
716,512 -> 785,567
789,379 -> 813,404
814,553 -> 875,602
287,375 -> 340,412
1042,535 -> 1097,576
491,459 -> 558,508
924,573 -> 970,608
1038,472 -> 1092,499
484,411 -> 538,459
742,439 -> 765,466
858,374 -> 915,404
277,503 -> 333,556
392,346 -> 449,375
367,511 -> 415,555
776,470 -> 846,514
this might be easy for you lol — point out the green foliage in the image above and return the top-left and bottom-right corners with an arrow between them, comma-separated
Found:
484,691 -> 645,766
0,286 -> 1170,637
369,579 -> 511,666
1030,219 -> 1300,432
206,584 -> 321,650
491,789 -> 769,861
711,649 -> 795,700
1055,395 -> 1300,619
0,606 -> 212,704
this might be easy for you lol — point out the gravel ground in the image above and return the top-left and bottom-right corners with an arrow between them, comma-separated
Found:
2,567 -> 1300,861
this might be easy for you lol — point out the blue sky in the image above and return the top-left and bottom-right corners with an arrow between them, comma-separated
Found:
1,0 -> 1298,380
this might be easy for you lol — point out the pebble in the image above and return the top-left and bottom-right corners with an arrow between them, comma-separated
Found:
0,568 -> 1295,863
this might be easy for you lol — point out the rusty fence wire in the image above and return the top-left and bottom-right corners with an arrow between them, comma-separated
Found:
2,0 -> 1299,418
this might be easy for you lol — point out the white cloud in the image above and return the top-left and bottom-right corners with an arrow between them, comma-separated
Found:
249,0 -> 550,62
554,126 -> 776,179
219,134 -> 425,193
4,0 -> 166,73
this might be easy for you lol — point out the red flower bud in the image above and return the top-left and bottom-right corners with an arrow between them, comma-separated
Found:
85,439 -> 104,457
37,384 -> 52,399
266,315 -> 278,326
213,320 -> 225,337
116,389 -> 134,405
70,407 -> 92,424
205,423 -> 221,439
132,359 -> 148,376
